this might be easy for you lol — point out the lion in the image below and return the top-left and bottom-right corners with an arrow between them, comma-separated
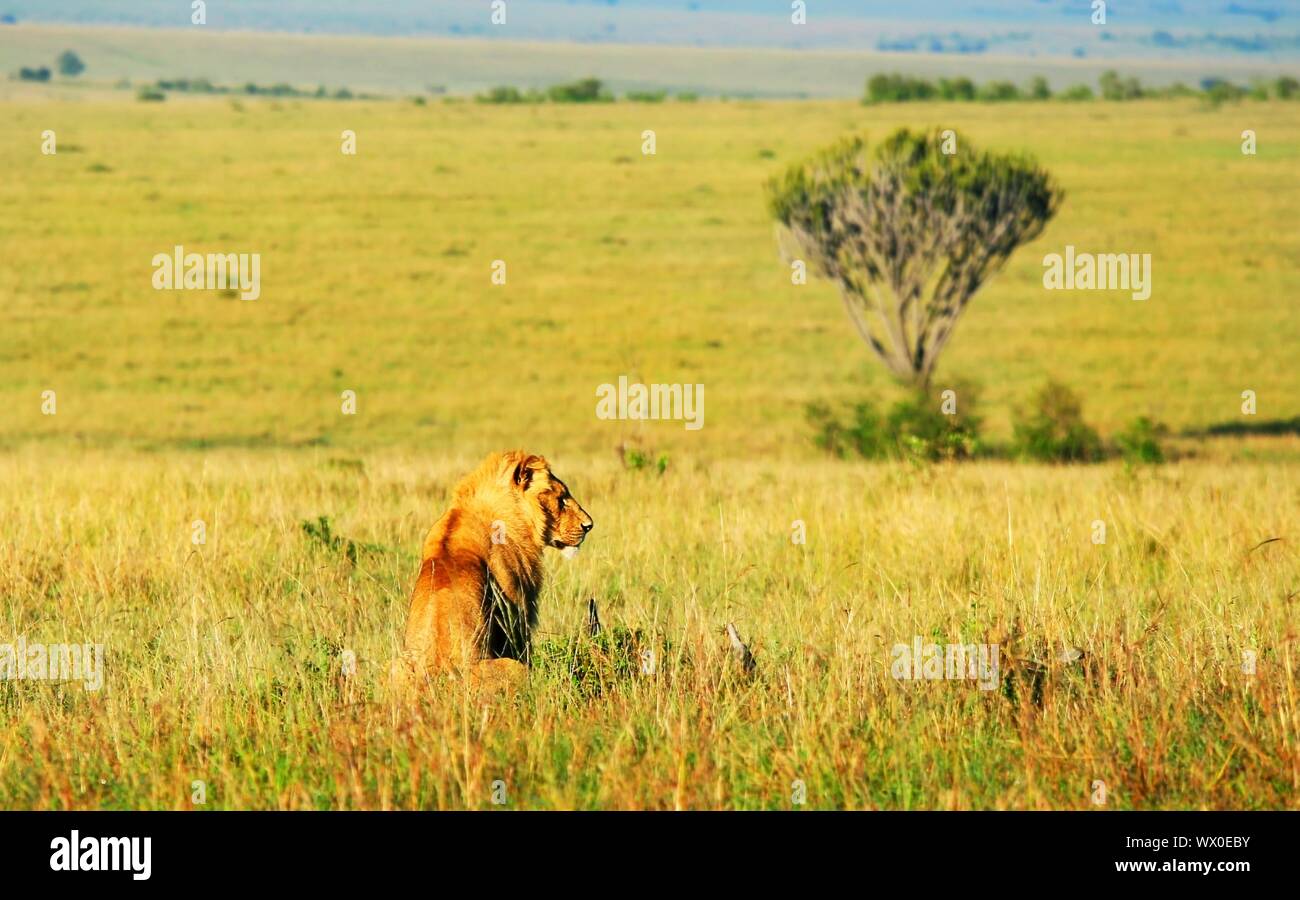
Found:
398,450 -> 593,689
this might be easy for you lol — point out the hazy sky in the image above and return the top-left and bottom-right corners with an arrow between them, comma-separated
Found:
5,0 -> 1297,58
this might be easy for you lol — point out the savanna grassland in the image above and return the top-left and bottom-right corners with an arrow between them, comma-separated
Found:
1,87 -> 1298,808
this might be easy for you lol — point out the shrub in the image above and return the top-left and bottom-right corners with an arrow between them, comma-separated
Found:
548,77 -> 612,103
477,85 -> 525,104
1029,76 -> 1052,100
626,89 -> 667,103
1100,70 -> 1145,100
1275,76 -> 1299,99
864,73 -> 937,103
1114,416 -> 1168,464
18,66 -> 51,82
1012,382 -> 1104,463
675,91 -> 699,102
136,87 -> 166,102
937,77 -> 976,101
57,50 -> 85,78
978,80 -> 1022,102
1060,83 -> 1095,101
807,401 -> 888,459
808,385 -> 983,462
1203,78 -> 1246,105
885,391 -> 983,462
157,77 -> 218,94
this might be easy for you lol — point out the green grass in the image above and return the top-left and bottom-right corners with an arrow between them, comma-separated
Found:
3,97 -> 1297,454
0,91 -> 1297,808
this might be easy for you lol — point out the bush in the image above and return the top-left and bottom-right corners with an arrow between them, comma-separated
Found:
808,386 -> 983,462
1012,382 -> 1104,463
978,80 -> 1022,102
886,391 -> 983,461
864,73 -> 937,103
807,401 -> 888,459
157,77 -> 217,94
18,66 -> 51,82
480,80 -> 609,103
1203,78 -> 1246,105
1100,70 -> 1145,100
937,77 -> 976,101
626,89 -> 667,103
675,91 -> 699,102
547,77 -> 612,103
845,69 -> 1278,106
57,50 -> 85,78
136,87 -> 166,102
477,85 -> 526,104
1114,416 -> 1168,464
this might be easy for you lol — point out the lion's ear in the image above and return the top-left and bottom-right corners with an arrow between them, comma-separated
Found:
512,454 -> 548,490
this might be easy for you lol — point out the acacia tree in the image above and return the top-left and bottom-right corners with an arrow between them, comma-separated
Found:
767,128 -> 1061,390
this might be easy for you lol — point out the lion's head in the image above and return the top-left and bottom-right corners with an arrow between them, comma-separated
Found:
505,452 -> 594,555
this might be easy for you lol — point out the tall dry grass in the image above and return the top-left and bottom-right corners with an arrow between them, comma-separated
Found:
1,449 -> 1294,808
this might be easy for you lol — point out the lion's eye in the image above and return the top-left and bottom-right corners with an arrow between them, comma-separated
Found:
557,497 -> 566,510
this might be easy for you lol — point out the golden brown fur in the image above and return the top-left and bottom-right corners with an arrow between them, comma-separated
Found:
399,450 -> 593,688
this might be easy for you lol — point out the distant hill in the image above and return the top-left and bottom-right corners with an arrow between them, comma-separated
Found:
1,0 -> 1296,59
2,22 -> 1293,100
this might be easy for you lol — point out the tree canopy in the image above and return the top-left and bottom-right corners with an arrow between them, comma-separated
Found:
767,128 -> 1062,388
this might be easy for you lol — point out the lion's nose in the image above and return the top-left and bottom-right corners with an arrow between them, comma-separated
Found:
581,518 -> 593,532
